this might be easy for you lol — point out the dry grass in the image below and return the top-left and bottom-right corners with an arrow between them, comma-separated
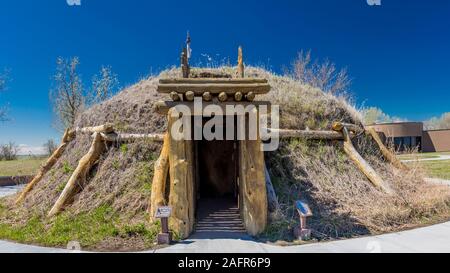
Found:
265,136 -> 450,241
0,66 -> 449,249
0,157 -> 46,176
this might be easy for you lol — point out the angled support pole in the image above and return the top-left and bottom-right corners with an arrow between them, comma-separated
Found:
333,122 -> 394,195
15,128 -> 76,204
48,132 -> 106,217
149,133 -> 170,222
366,127 -> 408,170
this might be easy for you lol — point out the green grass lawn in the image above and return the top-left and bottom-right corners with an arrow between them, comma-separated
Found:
0,157 -> 47,176
405,159 -> 450,180
397,152 -> 450,161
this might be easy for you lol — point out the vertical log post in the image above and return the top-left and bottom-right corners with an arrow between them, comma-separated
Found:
185,137 -> 196,233
238,109 -> 268,235
366,127 -> 408,170
15,129 -> 75,204
237,46 -> 245,78
149,133 -> 170,221
48,132 -> 105,217
265,165 -> 280,214
167,108 -> 195,239
181,48 -> 190,78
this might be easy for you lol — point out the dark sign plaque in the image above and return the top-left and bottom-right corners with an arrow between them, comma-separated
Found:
155,206 -> 172,245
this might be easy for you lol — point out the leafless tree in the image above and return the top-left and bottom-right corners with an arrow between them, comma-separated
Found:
424,112 -> 450,130
43,139 -> 57,155
49,57 -> 85,131
290,50 -> 351,95
0,142 -> 19,161
361,106 -> 406,125
88,66 -> 119,105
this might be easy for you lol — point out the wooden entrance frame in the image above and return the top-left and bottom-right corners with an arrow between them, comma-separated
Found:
151,44 -> 270,238
162,105 -> 268,239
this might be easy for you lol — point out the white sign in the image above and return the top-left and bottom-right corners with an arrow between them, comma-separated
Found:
155,206 -> 172,218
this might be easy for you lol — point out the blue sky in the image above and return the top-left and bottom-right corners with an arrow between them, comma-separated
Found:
0,0 -> 449,153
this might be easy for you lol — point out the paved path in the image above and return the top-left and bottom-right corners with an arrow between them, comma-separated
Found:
0,240 -> 73,253
2,185 -> 450,253
401,154 -> 450,163
0,185 -> 24,198
154,221 -> 450,253
425,177 -> 450,186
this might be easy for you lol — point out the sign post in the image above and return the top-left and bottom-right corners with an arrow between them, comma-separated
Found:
294,200 -> 313,240
155,206 -> 172,245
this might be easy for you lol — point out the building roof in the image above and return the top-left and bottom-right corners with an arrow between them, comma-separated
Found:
423,128 -> 450,132
366,121 -> 423,126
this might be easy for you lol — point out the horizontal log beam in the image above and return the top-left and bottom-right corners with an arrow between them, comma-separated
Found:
267,128 -> 352,140
154,100 -> 272,115
75,124 -> 114,134
157,83 -> 271,94
159,78 -> 268,84
331,121 -> 363,134
100,133 -> 165,142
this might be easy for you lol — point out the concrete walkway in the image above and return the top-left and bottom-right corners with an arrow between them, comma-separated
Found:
154,221 -> 450,253
0,185 -> 24,198
425,177 -> 450,187
2,185 -> 450,253
401,154 -> 450,163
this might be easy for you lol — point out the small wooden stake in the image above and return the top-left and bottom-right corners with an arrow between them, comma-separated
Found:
246,92 -> 255,102
218,92 -> 228,102
170,92 -> 180,101
185,91 -> 195,101
234,92 -> 243,102
202,92 -> 212,102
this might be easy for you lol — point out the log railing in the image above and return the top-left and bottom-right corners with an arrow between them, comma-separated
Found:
16,121 -> 404,218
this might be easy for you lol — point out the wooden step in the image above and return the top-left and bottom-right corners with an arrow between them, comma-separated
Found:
192,198 -> 248,238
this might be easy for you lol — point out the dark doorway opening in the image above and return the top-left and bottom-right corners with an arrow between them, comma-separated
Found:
193,138 -> 246,238
197,139 -> 237,199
